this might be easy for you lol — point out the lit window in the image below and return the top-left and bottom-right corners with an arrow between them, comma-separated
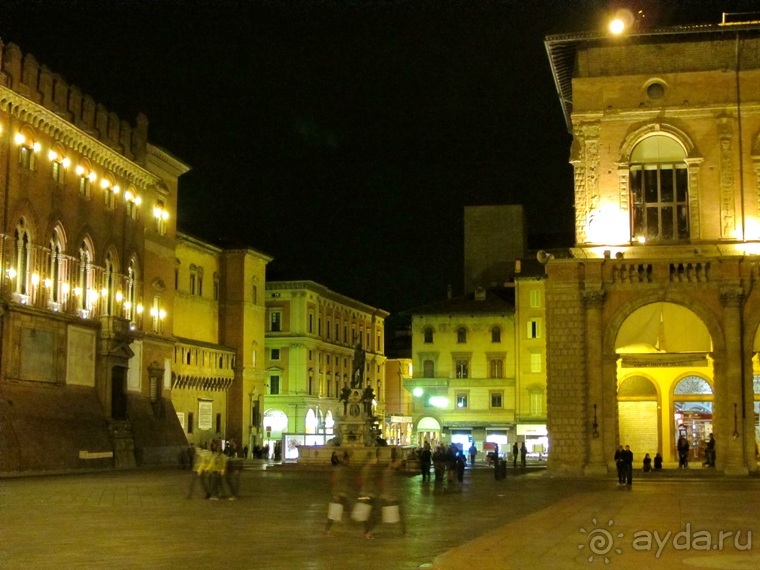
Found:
455,359 -> 469,379
456,392 -> 468,409
530,389 -> 544,416
530,352 -> 542,373
270,310 -> 282,332
153,199 -> 169,235
630,135 -> 689,242
17,134 -> 38,171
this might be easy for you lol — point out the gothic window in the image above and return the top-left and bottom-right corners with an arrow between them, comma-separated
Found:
13,219 -> 31,295
630,135 -> 689,243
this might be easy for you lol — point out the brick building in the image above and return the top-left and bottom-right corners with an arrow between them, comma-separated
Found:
544,19 -> 760,475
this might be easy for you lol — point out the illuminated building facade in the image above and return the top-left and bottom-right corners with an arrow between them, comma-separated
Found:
544,20 -> 760,475
405,287 -> 519,451
0,39 -> 188,471
172,233 -> 271,453
263,280 -> 387,457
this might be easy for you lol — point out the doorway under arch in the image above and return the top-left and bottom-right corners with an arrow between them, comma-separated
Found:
615,302 -> 713,463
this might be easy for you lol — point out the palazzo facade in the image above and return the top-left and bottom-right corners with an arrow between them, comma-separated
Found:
544,21 -> 760,475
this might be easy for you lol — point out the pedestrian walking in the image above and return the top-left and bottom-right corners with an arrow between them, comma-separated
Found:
325,452 -> 351,536
380,459 -> 408,537
512,442 -> 519,468
187,445 -> 211,499
353,455 -> 381,539
468,443 -> 477,466
520,442 -> 528,468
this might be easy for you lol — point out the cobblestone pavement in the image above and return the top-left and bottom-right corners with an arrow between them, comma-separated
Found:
2,463 -> 759,569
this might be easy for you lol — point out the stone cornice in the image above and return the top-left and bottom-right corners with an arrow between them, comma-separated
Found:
0,86 -> 159,189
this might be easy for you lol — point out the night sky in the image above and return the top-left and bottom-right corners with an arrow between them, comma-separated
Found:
2,0 -> 757,315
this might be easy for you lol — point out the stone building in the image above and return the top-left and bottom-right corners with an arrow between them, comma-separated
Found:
0,38 -> 273,474
172,233 -> 271,454
544,19 -> 760,475
0,39 -> 188,471
263,280 -> 387,458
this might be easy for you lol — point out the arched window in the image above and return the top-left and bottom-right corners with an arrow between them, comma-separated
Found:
49,228 -> 65,304
630,135 -> 688,242
126,257 -> 139,322
423,327 -> 434,343
78,240 -> 96,314
104,251 -> 116,315
491,326 -> 501,343
457,327 -> 467,344
13,218 -> 31,295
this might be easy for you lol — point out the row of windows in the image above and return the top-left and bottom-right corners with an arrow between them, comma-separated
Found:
270,308 -> 383,352
423,389 -> 544,415
421,353 -> 542,379
423,320 -> 542,344
7,217 -> 158,326
15,131 -> 173,236
174,345 -> 235,369
265,373 -> 382,400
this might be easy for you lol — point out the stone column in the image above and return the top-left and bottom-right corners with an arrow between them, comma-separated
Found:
719,287 -> 748,475
583,289 -> 607,475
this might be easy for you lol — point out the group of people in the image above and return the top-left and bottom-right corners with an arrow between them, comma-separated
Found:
325,451 -> 408,539
617,433 -> 717,486
187,439 -> 243,500
417,442 -> 467,487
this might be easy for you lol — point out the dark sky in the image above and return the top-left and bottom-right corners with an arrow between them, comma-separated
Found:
2,0 -> 757,315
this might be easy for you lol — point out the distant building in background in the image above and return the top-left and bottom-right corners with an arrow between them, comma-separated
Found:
544,18 -> 760,475
172,233 -> 272,454
464,205 -> 527,294
264,280 -> 387,459
384,357 -> 414,445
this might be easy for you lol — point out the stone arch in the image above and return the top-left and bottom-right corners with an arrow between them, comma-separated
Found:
618,121 -> 699,162
603,290 -> 724,361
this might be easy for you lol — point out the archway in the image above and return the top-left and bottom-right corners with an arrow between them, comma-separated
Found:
618,375 -> 659,457
673,375 -> 713,465
615,302 -> 713,463
416,416 -> 440,447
